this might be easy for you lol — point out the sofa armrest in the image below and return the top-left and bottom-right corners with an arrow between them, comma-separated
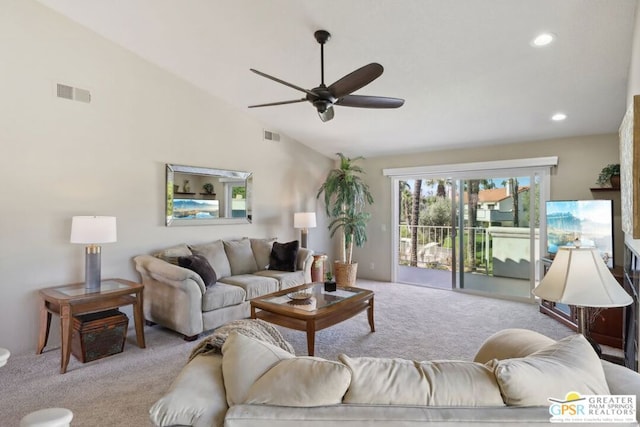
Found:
150,354 -> 228,427
134,255 -> 206,337
602,360 -> 640,423
134,255 -> 206,294
296,248 -> 314,283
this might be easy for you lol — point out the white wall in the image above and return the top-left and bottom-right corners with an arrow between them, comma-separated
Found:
355,134 -> 621,282
626,2 -> 640,255
0,0 -> 332,354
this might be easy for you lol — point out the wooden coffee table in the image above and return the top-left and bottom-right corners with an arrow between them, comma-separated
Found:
250,283 -> 374,356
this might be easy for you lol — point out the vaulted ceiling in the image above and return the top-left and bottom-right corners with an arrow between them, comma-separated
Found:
37,0 -> 638,158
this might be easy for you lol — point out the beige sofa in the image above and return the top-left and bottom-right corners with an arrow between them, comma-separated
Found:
149,328 -> 640,426
133,238 -> 313,340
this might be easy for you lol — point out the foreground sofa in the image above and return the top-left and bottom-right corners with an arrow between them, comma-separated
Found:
150,327 -> 640,426
133,238 -> 313,340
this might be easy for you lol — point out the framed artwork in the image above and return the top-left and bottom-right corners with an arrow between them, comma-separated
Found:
619,95 -> 640,238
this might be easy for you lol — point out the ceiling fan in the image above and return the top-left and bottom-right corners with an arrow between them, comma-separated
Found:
248,30 -> 404,122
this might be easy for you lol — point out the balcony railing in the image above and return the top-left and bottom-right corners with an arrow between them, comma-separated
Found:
398,225 -> 491,273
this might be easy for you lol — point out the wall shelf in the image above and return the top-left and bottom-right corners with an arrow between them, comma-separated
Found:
590,187 -> 620,192
174,192 -> 196,195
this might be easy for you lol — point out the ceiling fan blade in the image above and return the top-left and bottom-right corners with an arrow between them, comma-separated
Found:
250,69 -> 317,97
248,98 -> 307,108
328,63 -> 384,98
336,95 -> 405,109
318,105 -> 335,122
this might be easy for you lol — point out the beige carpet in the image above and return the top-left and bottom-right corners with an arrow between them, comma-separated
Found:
0,280 -> 572,426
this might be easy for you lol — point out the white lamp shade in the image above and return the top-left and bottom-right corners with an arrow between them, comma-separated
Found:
70,216 -> 117,244
533,247 -> 632,307
294,212 -> 317,229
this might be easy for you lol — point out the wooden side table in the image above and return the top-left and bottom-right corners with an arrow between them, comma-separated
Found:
311,254 -> 327,282
37,278 -> 145,373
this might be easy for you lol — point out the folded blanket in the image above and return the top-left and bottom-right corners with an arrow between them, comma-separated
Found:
189,319 -> 295,362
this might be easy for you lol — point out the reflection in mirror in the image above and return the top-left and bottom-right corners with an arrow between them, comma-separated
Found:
166,164 -> 252,226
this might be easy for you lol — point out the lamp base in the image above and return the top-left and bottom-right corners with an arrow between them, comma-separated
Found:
300,230 -> 308,249
85,246 -> 102,291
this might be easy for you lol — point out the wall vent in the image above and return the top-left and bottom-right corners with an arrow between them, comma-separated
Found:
56,83 -> 91,103
263,130 -> 280,142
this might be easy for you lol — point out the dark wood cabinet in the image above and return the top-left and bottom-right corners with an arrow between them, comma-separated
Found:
539,257 -> 625,353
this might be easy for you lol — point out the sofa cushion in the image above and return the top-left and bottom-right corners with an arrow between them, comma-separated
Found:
250,238 -> 277,270
339,355 -> 503,406
222,332 -> 294,407
190,240 -> 232,279
219,275 -> 279,300
202,282 -> 246,312
473,328 -> 557,364
224,238 -> 258,275
419,360 -> 504,406
178,254 -> 217,288
245,357 -> 351,407
153,243 -> 192,264
490,334 -> 610,406
268,240 -> 299,272
339,355 -> 428,405
253,270 -> 305,290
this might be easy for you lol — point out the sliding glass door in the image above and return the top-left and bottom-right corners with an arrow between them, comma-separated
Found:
454,174 -> 540,299
387,158 -> 554,302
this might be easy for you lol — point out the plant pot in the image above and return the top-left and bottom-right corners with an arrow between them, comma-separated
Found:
610,175 -> 621,189
334,261 -> 358,287
324,280 -> 337,292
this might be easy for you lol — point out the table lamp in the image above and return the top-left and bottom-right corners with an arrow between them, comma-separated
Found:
70,216 -> 117,291
294,212 -> 316,248
532,246 -> 632,340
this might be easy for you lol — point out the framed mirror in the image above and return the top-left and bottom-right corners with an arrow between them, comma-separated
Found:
166,163 -> 252,226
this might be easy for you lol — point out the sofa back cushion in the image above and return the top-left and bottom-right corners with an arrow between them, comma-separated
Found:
245,357 -> 351,407
190,240 -> 231,279
222,332 -> 294,407
250,238 -> 276,270
223,238 -> 258,275
153,243 -> 192,264
490,334 -> 610,406
339,355 -> 503,407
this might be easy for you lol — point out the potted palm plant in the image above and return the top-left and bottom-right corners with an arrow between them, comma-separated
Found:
317,153 -> 374,286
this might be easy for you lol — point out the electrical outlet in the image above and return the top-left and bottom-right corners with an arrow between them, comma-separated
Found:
369,262 -> 375,270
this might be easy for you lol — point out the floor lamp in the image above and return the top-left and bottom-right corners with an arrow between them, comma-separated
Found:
532,246 -> 632,352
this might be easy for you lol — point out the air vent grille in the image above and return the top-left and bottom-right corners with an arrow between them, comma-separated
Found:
263,130 -> 280,142
56,83 -> 91,103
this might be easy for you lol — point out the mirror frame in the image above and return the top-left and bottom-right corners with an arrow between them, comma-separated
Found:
166,163 -> 252,226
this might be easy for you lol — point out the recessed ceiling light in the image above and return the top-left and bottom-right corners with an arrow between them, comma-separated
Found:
551,113 -> 567,121
532,33 -> 555,47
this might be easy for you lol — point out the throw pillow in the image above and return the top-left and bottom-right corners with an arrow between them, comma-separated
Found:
245,357 -> 351,407
490,334 -> 610,406
178,254 -> 217,288
223,238 -> 258,275
221,332 -> 294,407
250,238 -> 277,270
268,240 -> 299,272
190,240 -> 231,279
